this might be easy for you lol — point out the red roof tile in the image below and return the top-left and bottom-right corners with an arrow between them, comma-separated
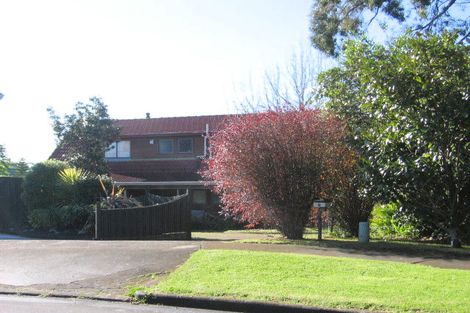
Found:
115,114 -> 232,137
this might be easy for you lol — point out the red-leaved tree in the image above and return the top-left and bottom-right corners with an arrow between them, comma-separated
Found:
203,110 -> 351,239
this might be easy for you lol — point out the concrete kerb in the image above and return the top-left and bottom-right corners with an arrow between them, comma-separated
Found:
0,291 -> 130,304
0,290 -> 367,313
137,292 -> 365,313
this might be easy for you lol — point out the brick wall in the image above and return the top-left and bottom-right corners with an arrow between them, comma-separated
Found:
129,135 -> 205,159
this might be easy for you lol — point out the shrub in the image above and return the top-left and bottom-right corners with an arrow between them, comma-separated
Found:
24,162 -> 110,232
54,204 -> 94,231
57,169 -> 110,205
203,110 -> 351,239
192,213 -> 243,231
370,203 -> 420,240
28,209 -> 58,230
22,160 -> 69,213
329,175 -> 374,237
28,205 -> 95,232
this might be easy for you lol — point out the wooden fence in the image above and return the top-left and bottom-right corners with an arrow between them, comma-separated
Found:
0,177 -> 25,229
95,192 -> 191,240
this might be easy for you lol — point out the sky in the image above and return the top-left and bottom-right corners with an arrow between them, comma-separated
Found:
0,0 -> 317,163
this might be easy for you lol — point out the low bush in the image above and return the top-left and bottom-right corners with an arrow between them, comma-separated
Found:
54,204 -> 94,231
28,204 -> 95,232
28,209 -> 58,230
192,212 -> 243,231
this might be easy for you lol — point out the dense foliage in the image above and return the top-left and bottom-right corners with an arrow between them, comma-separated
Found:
28,204 -> 95,232
370,203 -> 420,240
310,0 -> 469,56
48,97 -> 119,174
203,110 -> 352,239
319,32 -> 469,246
22,160 -> 69,213
23,161 -> 110,232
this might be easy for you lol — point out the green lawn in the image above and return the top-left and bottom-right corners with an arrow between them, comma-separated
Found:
148,249 -> 470,313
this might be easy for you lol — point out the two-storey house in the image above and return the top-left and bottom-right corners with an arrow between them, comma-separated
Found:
51,114 -> 231,215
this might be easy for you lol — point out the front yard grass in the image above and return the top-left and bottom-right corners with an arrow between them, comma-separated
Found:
146,249 -> 470,313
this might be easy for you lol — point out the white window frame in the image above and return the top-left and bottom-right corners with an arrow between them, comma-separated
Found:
105,141 -> 131,159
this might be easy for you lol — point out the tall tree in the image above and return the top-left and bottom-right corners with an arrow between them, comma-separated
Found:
13,159 -> 30,177
318,32 -> 470,247
310,0 -> 469,56
0,145 -> 10,175
48,97 -> 119,174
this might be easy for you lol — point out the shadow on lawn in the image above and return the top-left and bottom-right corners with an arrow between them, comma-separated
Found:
284,239 -> 470,261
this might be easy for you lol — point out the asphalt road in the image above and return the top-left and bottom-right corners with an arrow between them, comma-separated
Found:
0,295 -> 236,313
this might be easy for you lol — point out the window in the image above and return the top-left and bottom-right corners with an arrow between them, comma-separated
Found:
105,141 -> 130,158
192,189 -> 207,205
178,137 -> 193,153
159,139 -> 173,154
117,140 -> 130,158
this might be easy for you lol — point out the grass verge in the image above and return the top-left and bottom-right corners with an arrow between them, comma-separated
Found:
147,249 -> 470,313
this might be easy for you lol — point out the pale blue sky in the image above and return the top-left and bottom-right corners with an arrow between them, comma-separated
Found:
0,0 -> 317,163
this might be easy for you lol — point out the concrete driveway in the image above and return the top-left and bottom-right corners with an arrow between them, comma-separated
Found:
0,239 -> 199,299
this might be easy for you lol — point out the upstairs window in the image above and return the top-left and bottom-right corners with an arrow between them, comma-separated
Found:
159,139 -> 173,154
178,137 -> 193,153
105,141 -> 130,158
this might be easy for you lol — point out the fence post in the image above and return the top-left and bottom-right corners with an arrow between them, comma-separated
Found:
95,206 -> 101,240
185,189 -> 192,240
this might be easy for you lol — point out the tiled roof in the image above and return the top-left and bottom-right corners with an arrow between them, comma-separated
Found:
108,159 -> 204,182
115,114 -> 232,137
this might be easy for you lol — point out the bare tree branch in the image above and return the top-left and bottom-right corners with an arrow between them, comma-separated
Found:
418,0 -> 457,30
237,47 -> 329,113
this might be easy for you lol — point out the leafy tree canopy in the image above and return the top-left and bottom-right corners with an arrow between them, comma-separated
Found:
310,0 -> 470,56
48,97 -> 119,175
318,32 -> 470,246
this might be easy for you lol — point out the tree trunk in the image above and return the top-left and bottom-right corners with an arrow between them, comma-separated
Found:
278,215 -> 305,239
448,228 -> 462,248
281,225 -> 305,239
